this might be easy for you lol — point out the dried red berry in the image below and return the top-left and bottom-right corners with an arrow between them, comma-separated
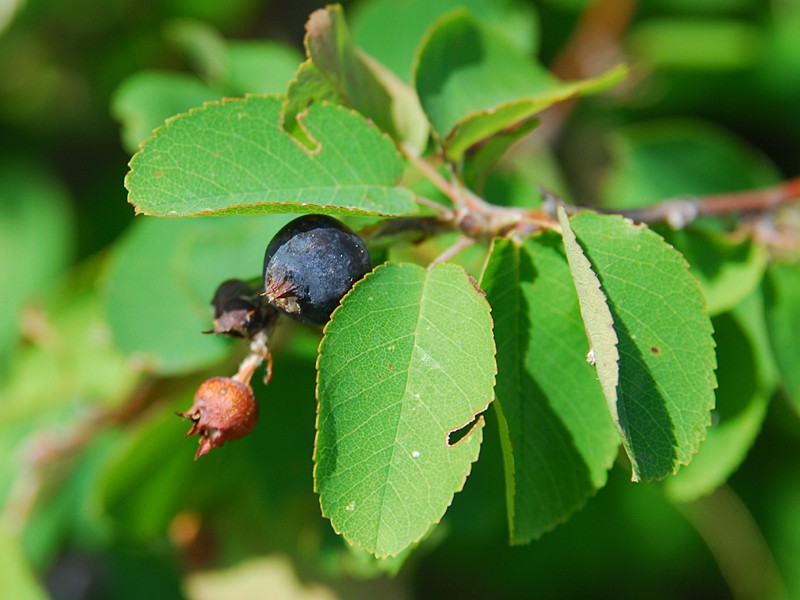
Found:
178,377 -> 258,459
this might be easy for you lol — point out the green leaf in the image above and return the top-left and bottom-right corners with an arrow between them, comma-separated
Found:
664,290 -> 775,502
556,208 -> 620,432
413,10 -> 625,161
0,524 -> 47,600
351,0 -> 539,82
765,260 -> 800,411
126,95 -> 417,217
103,214 -> 291,375
480,235 -> 618,543
463,117 -> 540,193
282,60 -> 341,148
315,262 -> 496,557
559,209 -> 717,481
600,118 -> 781,209
296,5 -> 429,151
111,71 -> 221,154
658,227 -> 768,316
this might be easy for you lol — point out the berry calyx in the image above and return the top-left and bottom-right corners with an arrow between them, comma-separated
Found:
262,214 -> 372,325
178,377 -> 258,460
205,279 -> 276,338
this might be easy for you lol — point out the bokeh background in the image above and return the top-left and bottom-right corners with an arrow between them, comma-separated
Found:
2,0 -> 800,598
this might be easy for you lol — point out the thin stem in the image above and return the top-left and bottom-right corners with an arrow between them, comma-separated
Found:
616,176 -> 800,227
698,175 -> 800,215
403,136 -> 800,241
415,195 -> 455,219
400,143 -> 462,207
234,330 -> 272,386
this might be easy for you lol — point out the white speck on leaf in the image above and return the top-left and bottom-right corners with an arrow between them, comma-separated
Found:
586,348 -> 596,365
345,501 -> 356,512
411,451 -> 420,458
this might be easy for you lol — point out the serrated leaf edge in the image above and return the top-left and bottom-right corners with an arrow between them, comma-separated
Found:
563,209 -> 718,481
312,260 -> 496,557
125,94 -> 419,218
444,64 -> 627,160
480,236 -> 616,543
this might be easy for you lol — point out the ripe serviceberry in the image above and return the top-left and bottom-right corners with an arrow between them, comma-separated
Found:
262,214 -> 372,325
178,376 -> 258,460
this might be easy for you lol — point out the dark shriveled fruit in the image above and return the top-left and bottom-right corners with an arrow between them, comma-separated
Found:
204,278 -> 276,338
262,215 -> 372,325
178,377 -> 258,460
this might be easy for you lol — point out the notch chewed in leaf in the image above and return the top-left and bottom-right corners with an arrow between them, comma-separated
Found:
126,95 -> 417,218
558,208 -> 717,481
314,262 -> 496,557
283,5 -> 429,152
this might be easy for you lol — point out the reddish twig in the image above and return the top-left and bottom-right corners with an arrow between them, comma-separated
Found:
616,176 -> 800,228
401,143 -> 461,207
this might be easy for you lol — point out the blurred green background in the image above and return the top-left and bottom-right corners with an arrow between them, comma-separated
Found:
2,0 -> 800,598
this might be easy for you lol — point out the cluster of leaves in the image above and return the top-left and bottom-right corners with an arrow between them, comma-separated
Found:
120,0 -> 769,559
3,0 -> 800,598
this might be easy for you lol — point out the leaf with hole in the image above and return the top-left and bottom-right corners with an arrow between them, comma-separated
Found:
289,5 -> 429,151
126,95 -> 417,217
315,262 -> 496,557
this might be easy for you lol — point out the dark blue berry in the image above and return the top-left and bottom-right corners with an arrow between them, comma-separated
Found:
263,215 -> 372,325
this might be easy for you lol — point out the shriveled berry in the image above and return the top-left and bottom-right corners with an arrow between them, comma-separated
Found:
178,377 -> 258,459
205,279 -> 276,338
262,215 -> 372,325
211,279 -> 256,317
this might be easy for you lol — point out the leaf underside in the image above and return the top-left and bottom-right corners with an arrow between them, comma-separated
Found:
481,235 -> 618,543
414,9 -> 626,161
559,209 -> 717,481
